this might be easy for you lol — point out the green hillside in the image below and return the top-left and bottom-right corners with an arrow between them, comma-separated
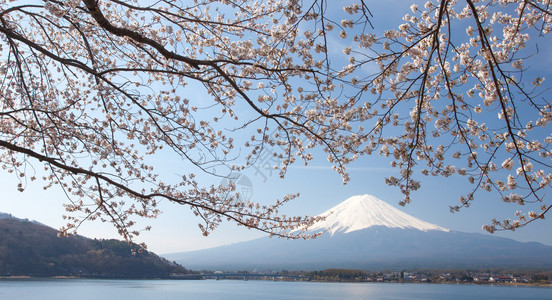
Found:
0,217 -> 190,278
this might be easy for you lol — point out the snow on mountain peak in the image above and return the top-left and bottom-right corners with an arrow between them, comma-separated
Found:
307,194 -> 449,235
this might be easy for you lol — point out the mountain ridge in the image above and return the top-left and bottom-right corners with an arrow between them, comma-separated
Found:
0,212 -> 44,226
0,213 -> 191,277
164,194 -> 552,271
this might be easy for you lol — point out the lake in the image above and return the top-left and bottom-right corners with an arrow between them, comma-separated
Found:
0,279 -> 550,299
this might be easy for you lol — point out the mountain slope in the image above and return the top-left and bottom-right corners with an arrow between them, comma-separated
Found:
165,195 -> 552,271
0,216 -> 189,277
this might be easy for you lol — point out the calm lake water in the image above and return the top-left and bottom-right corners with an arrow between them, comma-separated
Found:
0,279 -> 550,299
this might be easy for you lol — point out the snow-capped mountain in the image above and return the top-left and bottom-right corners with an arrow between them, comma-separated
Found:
307,194 -> 448,235
164,194 -> 552,271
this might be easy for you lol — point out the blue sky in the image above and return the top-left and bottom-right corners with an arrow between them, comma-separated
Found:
2,147 -> 551,254
1,0 -> 552,255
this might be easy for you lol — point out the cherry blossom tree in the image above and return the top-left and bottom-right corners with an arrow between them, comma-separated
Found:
0,0 -> 339,243
0,0 -> 551,245
336,0 -> 552,233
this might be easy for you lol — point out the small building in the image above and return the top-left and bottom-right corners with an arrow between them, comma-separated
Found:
490,276 -> 512,283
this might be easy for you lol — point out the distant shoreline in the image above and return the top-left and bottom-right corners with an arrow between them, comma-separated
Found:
0,276 -> 550,287
308,279 -> 552,287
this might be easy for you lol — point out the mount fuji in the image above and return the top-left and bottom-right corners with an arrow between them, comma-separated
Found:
305,194 -> 449,234
164,194 -> 552,271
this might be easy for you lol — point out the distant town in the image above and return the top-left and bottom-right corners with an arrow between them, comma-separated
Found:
190,269 -> 551,285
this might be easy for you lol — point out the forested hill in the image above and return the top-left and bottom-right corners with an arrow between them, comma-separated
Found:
0,216 -> 190,278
